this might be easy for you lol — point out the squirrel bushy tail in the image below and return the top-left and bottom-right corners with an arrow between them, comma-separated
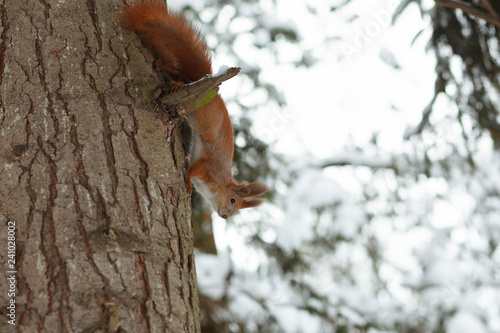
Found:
119,0 -> 269,219
119,0 -> 212,83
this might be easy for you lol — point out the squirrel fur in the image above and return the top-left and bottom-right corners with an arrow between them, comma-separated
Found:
119,0 -> 269,219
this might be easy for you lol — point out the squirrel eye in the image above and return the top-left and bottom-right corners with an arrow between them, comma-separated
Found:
230,198 -> 236,205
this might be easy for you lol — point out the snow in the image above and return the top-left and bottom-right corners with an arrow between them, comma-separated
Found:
422,257 -> 460,286
270,305 -> 321,333
368,329 -> 396,333
229,291 -> 265,320
447,311 -> 487,333
276,168 -> 357,251
215,65 -> 230,76
168,0 -> 204,11
260,13 -> 297,33
195,251 -> 231,299
321,151 -> 394,169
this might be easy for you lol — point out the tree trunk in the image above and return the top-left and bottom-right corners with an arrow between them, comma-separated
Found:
0,0 -> 200,332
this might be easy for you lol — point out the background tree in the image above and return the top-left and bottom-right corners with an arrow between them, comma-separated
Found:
401,0 -> 500,147
0,0 -> 200,331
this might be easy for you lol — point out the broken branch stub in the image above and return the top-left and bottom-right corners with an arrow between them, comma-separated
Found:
158,67 -> 241,121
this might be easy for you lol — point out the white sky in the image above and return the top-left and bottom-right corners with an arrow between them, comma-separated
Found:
260,1 -> 436,159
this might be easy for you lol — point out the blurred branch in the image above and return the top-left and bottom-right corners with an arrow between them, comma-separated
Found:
480,0 -> 499,19
318,151 -> 433,177
435,0 -> 500,27
320,152 -> 397,171
403,94 -> 438,140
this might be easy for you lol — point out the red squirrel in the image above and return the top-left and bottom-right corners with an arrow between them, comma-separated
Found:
119,0 -> 269,219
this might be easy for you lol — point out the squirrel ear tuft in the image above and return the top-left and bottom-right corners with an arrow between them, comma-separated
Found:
246,182 -> 269,197
232,182 -> 269,198
241,198 -> 264,209
232,184 -> 251,197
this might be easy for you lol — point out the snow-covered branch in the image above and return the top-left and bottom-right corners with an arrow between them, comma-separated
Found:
319,151 -> 397,170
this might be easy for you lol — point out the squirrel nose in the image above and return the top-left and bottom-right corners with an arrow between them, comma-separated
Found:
217,208 -> 229,219
217,208 -> 229,220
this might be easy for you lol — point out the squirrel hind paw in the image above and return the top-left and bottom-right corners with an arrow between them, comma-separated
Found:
153,59 -> 184,90
169,81 -> 184,91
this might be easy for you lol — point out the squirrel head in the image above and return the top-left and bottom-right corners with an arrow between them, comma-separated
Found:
212,181 -> 269,219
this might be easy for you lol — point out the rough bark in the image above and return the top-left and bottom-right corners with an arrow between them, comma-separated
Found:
0,0 -> 200,332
